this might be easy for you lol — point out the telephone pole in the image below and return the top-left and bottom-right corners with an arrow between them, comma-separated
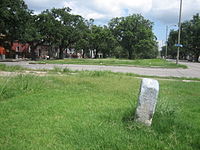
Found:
176,0 -> 183,64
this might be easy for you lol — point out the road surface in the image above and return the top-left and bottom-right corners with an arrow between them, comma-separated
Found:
0,60 -> 199,78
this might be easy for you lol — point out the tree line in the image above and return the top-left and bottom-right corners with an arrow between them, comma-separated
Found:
0,0 -> 158,60
161,13 -> 200,62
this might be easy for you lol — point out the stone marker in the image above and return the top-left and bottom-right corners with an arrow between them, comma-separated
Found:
135,78 -> 159,126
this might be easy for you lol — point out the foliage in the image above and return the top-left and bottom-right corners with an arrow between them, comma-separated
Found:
0,75 -> 44,100
0,63 -> 25,71
109,14 -> 158,59
0,0 -> 159,60
90,25 -> 117,58
0,0 -> 31,47
164,13 -> 200,62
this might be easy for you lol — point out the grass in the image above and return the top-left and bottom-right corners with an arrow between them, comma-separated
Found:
0,71 -> 200,149
34,58 -> 187,68
0,64 -> 25,72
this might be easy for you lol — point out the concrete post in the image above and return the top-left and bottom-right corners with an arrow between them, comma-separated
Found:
135,78 -> 159,126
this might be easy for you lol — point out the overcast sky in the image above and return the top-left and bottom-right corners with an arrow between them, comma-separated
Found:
24,0 -> 200,46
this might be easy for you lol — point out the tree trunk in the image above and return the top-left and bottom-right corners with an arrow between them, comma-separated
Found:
128,50 -> 133,59
59,46 -> 64,59
103,53 -> 106,58
30,44 -> 37,60
194,53 -> 199,62
94,50 -> 99,59
82,51 -> 85,58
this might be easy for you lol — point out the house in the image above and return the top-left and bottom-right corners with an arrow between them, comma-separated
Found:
11,42 -> 30,59
0,46 -> 6,60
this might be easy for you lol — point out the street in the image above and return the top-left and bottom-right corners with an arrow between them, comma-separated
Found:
0,60 -> 199,78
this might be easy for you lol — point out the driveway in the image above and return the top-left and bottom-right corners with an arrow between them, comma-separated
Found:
0,60 -> 199,78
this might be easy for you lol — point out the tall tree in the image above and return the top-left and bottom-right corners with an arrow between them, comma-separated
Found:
167,13 -> 200,61
51,8 -> 87,59
109,14 -> 157,59
0,0 -> 30,47
99,26 -> 117,58
75,24 -> 91,58
22,14 -> 44,60
188,14 -> 200,61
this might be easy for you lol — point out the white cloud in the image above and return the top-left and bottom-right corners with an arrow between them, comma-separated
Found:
64,0 -> 152,19
24,0 -> 200,24
150,0 -> 200,24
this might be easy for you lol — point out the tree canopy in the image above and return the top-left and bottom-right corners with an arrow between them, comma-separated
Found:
109,14 -> 158,59
0,0 -> 30,47
0,0 -> 160,60
163,13 -> 200,62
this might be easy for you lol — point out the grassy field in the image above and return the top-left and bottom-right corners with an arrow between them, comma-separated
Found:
35,58 -> 187,68
0,64 -> 25,72
0,71 -> 199,150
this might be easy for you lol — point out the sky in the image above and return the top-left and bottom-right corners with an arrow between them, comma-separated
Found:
24,0 -> 200,49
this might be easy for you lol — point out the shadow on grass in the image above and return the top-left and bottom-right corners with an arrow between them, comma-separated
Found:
121,107 -> 145,131
122,104 -> 177,133
122,104 -> 200,149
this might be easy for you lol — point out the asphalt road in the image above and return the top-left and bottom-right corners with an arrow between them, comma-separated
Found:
0,60 -> 200,78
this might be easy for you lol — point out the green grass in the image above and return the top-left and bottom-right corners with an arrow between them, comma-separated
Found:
0,72 -> 200,149
34,58 -> 187,68
0,64 -> 25,72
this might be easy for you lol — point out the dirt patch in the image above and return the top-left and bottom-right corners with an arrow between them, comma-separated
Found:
0,71 -> 48,77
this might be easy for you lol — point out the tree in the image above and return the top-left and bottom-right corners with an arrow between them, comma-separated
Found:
51,8 -> 88,59
75,28 -> 91,58
135,39 -> 158,59
0,0 -> 30,47
22,14 -> 44,60
90,25 -> 104,58
167,13 -> 200,61
99,26 -> 117,58
109,14 -> 157,59
164,30 -> 178,58
187,14 -> 200,62
89,25 -> 117,58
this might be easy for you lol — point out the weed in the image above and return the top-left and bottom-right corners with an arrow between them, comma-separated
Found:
35,58 -> 187,68
0,72 -> 199,149
0,64 -> 25,72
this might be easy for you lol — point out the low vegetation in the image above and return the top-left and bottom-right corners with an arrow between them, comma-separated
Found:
0,64 -> 25,72
0,71 -> 199,149
35,58 -> 187,68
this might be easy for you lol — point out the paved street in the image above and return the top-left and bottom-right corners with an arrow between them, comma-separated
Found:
0,60 -> 200,78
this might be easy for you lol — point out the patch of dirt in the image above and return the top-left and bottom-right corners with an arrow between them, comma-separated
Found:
0,71 -> 48,77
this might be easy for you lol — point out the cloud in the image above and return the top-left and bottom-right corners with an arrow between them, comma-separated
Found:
150,0 -> 200,24
24,0 -> 200,24
25,0 -> 66,13
64,0 -> 152,19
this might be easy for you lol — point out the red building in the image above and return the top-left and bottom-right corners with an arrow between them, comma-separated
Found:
11,42 -> 30,52
0,46 -> 6,55
11,42 -> 30,58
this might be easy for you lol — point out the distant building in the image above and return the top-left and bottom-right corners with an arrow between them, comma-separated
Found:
11,42 -> 30,59
0,46 -> 6,60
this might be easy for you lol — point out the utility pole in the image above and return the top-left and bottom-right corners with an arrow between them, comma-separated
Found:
165,26 -> 168,59
176,0 -> 183,64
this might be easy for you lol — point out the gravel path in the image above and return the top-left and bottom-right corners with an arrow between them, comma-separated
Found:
0,60 -> 200,78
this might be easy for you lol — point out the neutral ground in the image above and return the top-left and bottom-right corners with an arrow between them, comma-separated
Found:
0,60 -> 199,78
